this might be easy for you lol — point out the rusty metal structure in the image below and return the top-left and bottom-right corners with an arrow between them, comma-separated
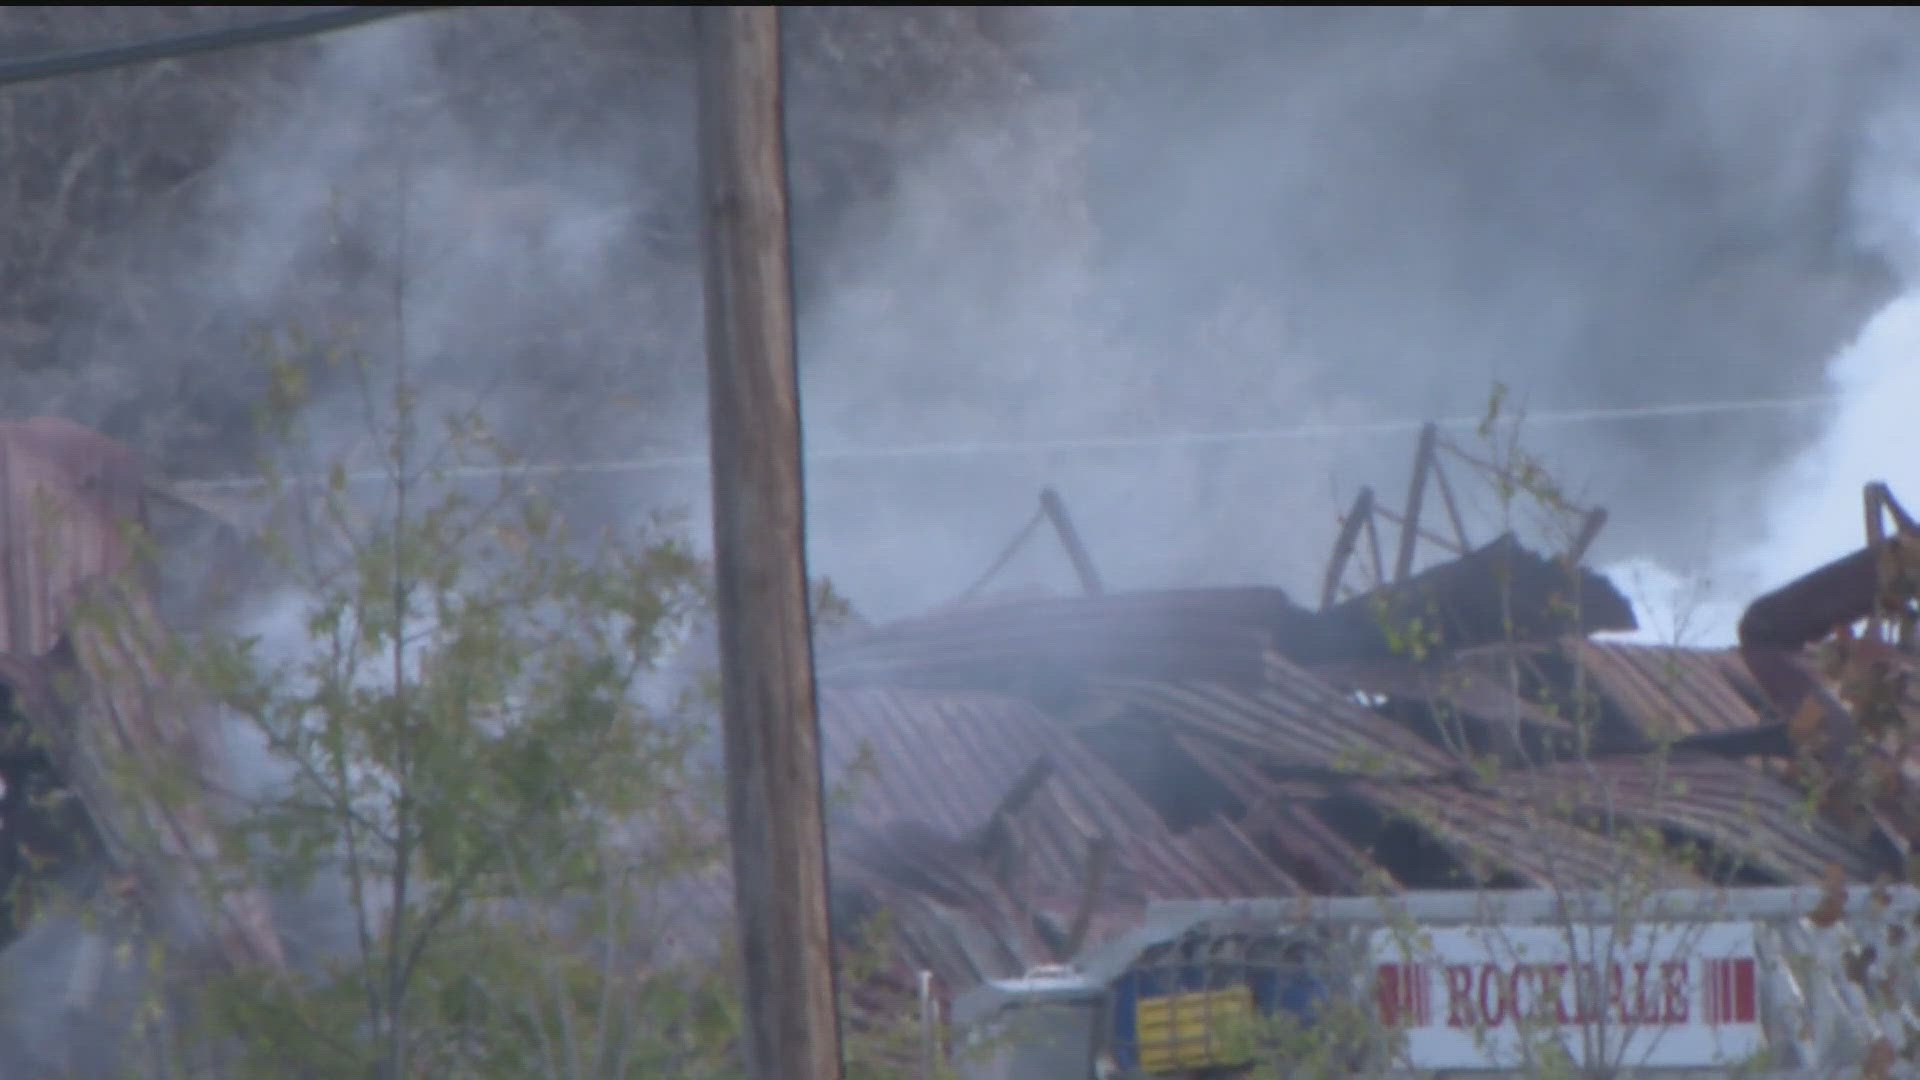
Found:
0,418 -> 282,972
809,424 -> 1920,1069
0,415 -> 1913,1074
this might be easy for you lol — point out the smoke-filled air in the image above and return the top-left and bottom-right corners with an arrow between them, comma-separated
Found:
5,4 -> 1920,1073
6,8 -> 1914,624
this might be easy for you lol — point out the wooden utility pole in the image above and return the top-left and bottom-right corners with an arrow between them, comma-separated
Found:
695,8 -> 844,1080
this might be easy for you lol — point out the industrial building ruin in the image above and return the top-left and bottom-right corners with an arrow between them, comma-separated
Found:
0,418 -> 283,978
0,416 -> 1915,1074
805,425 -> 1920,1075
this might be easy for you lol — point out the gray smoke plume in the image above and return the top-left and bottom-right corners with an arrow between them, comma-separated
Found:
792,7 -> 1911,620
25,7 -> 1917,622
5,5 -> 1920,1068
1722,60 -> 1920,639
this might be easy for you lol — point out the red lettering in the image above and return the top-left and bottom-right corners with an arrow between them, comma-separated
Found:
1544,963 -> 1572,1024
1607,963 -> 1629,1025
1510,966 -> 1537,1025
1478,965 -> 1508,1027
1426,954 -> 1708,1032
1445,965 -> 1476,1027
1375,964 -> 1402,1026
1660,961 -> 1689,1023
1730,958 -> 1756,1024
1569,963 -> 1592,1024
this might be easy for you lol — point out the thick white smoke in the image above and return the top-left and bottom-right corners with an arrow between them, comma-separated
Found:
1613,86 -> 1920,647
792,8 -> 1906,623
10,7 -> 1920,1069
1741,106 -> 1920,588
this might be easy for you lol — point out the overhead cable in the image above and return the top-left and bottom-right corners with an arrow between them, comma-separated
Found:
170,391 -> 1840,494
0,7 -> 437,90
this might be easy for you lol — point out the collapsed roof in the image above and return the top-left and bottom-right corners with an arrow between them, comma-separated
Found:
0,418 -> 282,972
3,415 -> 1914,1057
816,426 -> 1920,1019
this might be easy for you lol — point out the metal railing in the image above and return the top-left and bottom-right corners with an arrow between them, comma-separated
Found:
952,885 -> 1920,1079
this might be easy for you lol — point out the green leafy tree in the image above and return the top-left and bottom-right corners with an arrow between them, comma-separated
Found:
88,332 -> 756,1079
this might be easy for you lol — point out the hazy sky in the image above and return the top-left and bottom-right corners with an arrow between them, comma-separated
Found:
66,7 -> 1920,635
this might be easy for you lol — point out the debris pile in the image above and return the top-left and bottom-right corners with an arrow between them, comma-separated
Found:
0,418 -> 281,971
0,416 -> 1913,1059
815,425 -> 1920,1028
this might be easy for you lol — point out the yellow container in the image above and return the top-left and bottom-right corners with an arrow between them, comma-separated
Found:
1134,985 -> 1256,1073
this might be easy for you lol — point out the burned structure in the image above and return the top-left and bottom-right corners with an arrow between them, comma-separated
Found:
810,424 -> 1920,1059
0,418 -> 282,973
0,415 -> 1913,1073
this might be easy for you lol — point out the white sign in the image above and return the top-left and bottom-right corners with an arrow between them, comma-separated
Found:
1369,922 -> 1764,1071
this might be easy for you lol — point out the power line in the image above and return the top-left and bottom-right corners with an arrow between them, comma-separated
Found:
170,391 -> 1839,495
2,11 -> 1839,501
0,12 -> 1848,501
0,7 -> 437,90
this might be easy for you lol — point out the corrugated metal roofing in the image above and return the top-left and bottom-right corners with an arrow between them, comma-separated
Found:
21,417 -> 1907,1044
1171,734 -> 1380,893
0,421 -> 285,973
1567,640 -> 1772,740
817,588 -> 1303,691
0,418 -> 149,657
818,686 -> 1301,919
1359,779 -> 1705,891
1092,669 -> 1457,778
807,557 -> 1920,1014
1496,753 -> 1885,884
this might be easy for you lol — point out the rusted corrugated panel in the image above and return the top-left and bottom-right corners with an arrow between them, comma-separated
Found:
817,587 -> 1306,691
1090,672 -> 1696,890
1300,533 -> 1636,664
0,420 -> 284,972
1311,656 -> 1579,731
1308,654 -> 1590,768
1096,666 -> 1458,777
1177,712 -> 1702,892
1496,755 -> 1884,883
869,887 -> 1027,991
1172,733 -> 1382,891
1365,781 -> 1704,892
819,687 -> 1301,910
1568,641 -> 1768,739
0,584 -> 286,971
0,418 -> 149,657
1015,734 -> 1303,903
1129,826 -> 1297,900
820,686 -> 1071,839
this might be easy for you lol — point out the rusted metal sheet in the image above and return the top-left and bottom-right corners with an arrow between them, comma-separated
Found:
1134,816 -> 1303,900
0,418 -> 150,656
1496,754 -> 1885,884
0,584 -> 286,971
1082,671 -> 1696,891
1362,780 -> 1705,892
793,479 -> 1920,1030
832,820 -> 1036,983
817,686 -> 1300,912
1738,543 -> 1885,772
817,588 -> 1310,691
1172,734 -> 1381,893
1308,654 -> 1587,763
822,537 -> 1633,691
0,420 -> 285,973
1567,641 -> 1770,741
1094,669 -> 1458,777
819,687 -> 1061,838
1302,533 -> 1636,664
819,686 -> 1163,904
